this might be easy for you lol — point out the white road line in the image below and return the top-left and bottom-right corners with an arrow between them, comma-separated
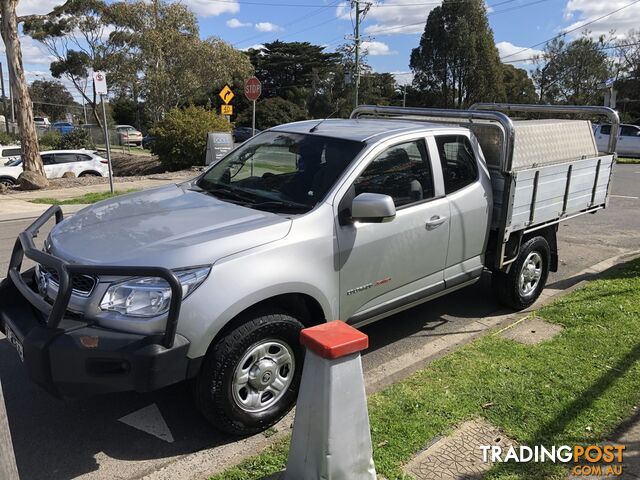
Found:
610,195 -> 639,200
118,403 -> 174,443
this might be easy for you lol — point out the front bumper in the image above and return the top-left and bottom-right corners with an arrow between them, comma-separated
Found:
1,206 -> 191,397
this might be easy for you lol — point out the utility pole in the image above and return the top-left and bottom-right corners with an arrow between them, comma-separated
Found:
352,0 -> 370,109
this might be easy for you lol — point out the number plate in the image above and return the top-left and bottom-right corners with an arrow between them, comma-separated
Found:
5,325 -> 24,362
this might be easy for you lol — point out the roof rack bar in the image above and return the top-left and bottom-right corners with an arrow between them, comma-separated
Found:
350,105 -> 516,172
470,103 -> 620,154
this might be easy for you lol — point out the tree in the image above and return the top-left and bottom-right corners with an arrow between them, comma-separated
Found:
237,97 -> 306,129
532,34 -> 611,104
109,1 -> 252,122
247,41 -> 341,109
501,64 -> 537,104
29,79 -> 75,121
150,105 -> 230,169
409,0 -> 505,108
0,0 -> 47,177
24,0 -> 128,129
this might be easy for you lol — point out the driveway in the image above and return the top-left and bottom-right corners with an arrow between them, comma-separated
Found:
0,164 -> 638,480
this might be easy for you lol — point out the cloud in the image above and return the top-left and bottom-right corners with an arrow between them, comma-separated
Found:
17,0 -> 65,16
0,35 -> 54,66
337,0 -> 437,36
240,44 -> 267,52
392,71 -> 414,85
497,41 -> 543,65
179,0 -> 239,17
362,41 -> 397,56
255,22 -> 282,33
563,0 -> 640,39
227,18 -> 252,28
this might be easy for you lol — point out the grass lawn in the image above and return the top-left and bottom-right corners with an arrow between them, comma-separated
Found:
617,157 -> 640,164
210,258 -> 640,480
30,189 -> 138,205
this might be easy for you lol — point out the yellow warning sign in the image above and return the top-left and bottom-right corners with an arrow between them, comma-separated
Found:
221,104 -> 233,115
219,85 -> 234,104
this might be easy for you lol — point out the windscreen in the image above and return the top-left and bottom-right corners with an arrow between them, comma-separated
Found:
197,131 -> 365,213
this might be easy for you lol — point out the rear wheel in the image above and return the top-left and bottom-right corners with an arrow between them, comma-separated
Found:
78,171 -> 100,177
193,309 -> 304,436
0,177 -> 15,186
492,236 -> 550,310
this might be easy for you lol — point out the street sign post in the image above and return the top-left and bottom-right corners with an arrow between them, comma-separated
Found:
93,71 -> 114,193
219,85 -> 234,122
244,77 -> 262,137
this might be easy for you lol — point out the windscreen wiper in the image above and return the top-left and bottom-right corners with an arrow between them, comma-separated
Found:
200,184 -> 258,204
247,200 -> 310,213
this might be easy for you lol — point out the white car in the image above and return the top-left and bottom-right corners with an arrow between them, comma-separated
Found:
0,144 -> 22,165
0,149 -> 110,186
594,123 -> 640,157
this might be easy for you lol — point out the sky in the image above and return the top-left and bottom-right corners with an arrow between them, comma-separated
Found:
4,0 -> 640,101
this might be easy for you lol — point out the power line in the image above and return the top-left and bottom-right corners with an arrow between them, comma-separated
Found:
500,0 -> 640,61
501,41 -> 640,65
208,0 -> 525,7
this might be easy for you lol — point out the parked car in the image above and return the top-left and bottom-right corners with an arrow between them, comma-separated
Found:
34,116 -> 50,129
0,104 -> 619,436
52,121 -> 75,135
233,127 -> 261,143
0,144 -> 22,165
141,134 -> 154,149
0,149 -> 109,186
594,123 -> 640,157
115,125 -> 143,146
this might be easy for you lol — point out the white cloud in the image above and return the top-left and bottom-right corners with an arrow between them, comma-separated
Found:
392,71 -> 413,86
179,0 -> 239,17
17,0 -> 65,16
362,41 -> 396,56
227,18 -> 251,28
0,35 -> 54,66
337,0 -> 438,36
240,44 -> 267,52
563,0 -> 640,39
255,22 -> 282,33
497,41 -> 543,65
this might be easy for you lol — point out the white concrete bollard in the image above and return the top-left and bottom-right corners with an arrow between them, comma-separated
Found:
284,320 -> 376,480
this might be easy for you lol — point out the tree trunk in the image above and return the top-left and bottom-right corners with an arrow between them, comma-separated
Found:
1,0 -> 43,175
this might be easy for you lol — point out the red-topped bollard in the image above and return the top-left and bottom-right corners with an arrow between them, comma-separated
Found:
284,321 -> 376,480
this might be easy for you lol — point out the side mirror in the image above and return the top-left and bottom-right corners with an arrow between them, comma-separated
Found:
351,193 -> 396,223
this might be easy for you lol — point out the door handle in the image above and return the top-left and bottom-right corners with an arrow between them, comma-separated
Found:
425,215 -> 447,229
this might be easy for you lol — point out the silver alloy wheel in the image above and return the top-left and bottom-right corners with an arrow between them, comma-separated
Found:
232,339 -> 295,413
519,251 -> 543,297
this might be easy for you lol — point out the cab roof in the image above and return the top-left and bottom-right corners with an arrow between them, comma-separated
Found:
270,118 -> 459,143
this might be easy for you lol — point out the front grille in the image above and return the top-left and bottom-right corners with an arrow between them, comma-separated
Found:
40,265 -> 97,296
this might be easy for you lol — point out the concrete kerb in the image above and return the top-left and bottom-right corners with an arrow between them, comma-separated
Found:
143,249 -> 640,480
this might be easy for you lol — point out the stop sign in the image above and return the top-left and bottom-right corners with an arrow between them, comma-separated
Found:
244,77 -> 262,101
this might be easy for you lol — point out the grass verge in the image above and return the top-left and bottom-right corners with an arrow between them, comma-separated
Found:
617,157 -> 640,164
30,189 -> 138,205
210,258 -> 640,480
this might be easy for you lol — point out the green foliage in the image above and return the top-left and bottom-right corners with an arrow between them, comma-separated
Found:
150,106 -> 230,169
39,130 -> 62,149
0,131 -> 19,146
237,97 -> 306,129
29,80 -> 75,121
58,129 -> 94,150
533,33 -> 611,105
502,64 -> 537,104
410,0 -> 505,107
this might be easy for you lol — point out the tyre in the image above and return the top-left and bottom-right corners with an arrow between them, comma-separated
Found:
78,172 -> 100,177
0,177 -> 15,186
193,309 -> 304,436
492,236 -> 550,310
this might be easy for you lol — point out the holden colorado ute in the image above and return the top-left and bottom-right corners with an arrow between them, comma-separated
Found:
0,104 -> 619,435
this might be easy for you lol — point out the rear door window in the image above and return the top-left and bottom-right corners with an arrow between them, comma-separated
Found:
435,135 -> 478,194
599,125 -> 611,135
54,153 -> 79,164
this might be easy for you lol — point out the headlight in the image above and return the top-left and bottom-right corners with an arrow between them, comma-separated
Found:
100,266 -> 210,317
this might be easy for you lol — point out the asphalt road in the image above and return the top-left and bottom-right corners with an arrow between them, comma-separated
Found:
0,164 -> 638,480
